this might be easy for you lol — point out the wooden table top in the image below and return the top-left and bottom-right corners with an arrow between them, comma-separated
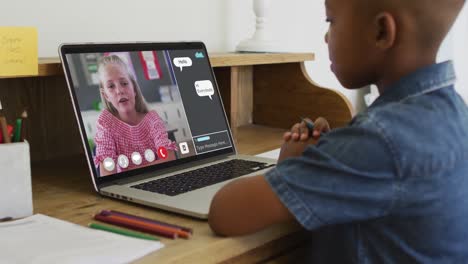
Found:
31,125 -> 309,263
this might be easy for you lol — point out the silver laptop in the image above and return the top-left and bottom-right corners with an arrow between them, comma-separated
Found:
59,42 -> 276,219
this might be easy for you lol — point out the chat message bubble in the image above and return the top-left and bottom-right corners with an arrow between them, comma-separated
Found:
194,80 -> 214,100
173,57 -> 192,71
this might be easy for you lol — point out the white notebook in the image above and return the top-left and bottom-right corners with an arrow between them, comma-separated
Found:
256,148 -> 280,160
0,214 -> 164,264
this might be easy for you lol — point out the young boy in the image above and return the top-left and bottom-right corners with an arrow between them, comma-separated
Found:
209,0 -> 468,263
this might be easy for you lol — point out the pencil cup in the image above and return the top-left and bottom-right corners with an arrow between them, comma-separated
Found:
0,141 -> 33,219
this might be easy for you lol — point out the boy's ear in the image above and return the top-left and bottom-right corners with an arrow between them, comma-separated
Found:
374,12 -> 397,50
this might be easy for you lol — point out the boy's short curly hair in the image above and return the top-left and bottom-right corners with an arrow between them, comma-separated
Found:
357,0 -> 465,51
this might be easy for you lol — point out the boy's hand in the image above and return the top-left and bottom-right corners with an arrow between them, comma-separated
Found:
283,117 -> 331,142
278,139 -> 309,163
311,117 -> 331,138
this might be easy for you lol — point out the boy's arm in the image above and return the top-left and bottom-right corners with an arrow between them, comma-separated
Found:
208,139 -> 310,236
208,174 -> 295,236
209,120 -> 319,236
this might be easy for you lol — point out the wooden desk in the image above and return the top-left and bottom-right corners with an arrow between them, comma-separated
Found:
33,126 -> 310,263
1,53 -> 353,263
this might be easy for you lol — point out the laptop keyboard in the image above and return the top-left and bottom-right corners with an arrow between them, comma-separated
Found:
131,159 -> 275,196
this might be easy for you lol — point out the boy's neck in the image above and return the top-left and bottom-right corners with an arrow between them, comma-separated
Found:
376,48 -> 438,94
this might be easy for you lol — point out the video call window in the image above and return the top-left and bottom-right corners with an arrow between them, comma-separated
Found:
67,51 -> 195,176
66,49 -> 233,177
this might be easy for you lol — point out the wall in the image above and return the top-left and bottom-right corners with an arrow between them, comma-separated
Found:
229,1 -> 468,112
0,0 -> 228,56
1,0 -> 466,112
439,2 -> 468,103
226,0 -> 369,114
0,0 -> 367,113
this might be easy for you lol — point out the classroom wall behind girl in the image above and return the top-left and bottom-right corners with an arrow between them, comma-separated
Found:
1,0 -> 466,112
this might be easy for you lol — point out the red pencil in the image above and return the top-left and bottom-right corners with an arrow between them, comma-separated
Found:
106,210 -> 193,234
94,214 -> 178,239
100,213 -> 191,239
107,213 -> 189,239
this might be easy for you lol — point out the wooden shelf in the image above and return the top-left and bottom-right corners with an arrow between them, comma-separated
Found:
38,57 -> 63,76
209,52 -> 314,67
0,52 -> 352,164
0,53 -> 315,79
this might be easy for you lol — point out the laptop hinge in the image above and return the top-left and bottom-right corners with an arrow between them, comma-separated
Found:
101,153 -> 234,187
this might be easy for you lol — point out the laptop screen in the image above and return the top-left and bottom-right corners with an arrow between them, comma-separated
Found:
60,42 -> 234,185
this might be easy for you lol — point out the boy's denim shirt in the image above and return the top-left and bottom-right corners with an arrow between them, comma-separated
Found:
265,61 -> 468,263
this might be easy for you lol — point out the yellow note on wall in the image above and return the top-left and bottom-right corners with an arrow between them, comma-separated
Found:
0,27 -> 38,77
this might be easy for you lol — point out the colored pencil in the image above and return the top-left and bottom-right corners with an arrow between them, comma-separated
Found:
20,110 -> 27,142
106,210 -> 193,234
13,118 -> 22,142
300,117 -> 323,137
89,222 -> 159,241
97,212 -> 191,239
0,116 -> 10,143
300,117 -> 314,130
94,213 -> 178,239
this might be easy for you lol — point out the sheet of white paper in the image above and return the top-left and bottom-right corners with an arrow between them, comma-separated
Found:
255,148 -> 280,160
0,214 -> 164,264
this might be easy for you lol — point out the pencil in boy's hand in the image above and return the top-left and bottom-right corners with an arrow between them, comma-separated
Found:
300,117 -> 315,130
300,117 -> 315,138
300,117 -> 330,138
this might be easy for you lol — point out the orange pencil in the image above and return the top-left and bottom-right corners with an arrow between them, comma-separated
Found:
108,210 -> 193,234
0,100 -> 8,144
0,116 -> 10,143
103,213 -> 191,239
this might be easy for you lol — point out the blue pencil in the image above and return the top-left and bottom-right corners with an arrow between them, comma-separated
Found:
300,117 -> 315,137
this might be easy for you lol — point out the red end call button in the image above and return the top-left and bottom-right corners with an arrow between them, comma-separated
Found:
157,146 -> 168,159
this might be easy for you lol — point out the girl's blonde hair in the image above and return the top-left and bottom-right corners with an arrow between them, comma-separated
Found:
97,55 -> 148,115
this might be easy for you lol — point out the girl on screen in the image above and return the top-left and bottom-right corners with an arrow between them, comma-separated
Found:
94,54 -> 177,176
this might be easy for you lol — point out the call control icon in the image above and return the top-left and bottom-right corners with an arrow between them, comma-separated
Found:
118,154 -> 129,169
157,147 -> 168,159
144,149 -> 156,162
131,152 -> 142,165
179,142 -> 189,154
103,157 -> 115,172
